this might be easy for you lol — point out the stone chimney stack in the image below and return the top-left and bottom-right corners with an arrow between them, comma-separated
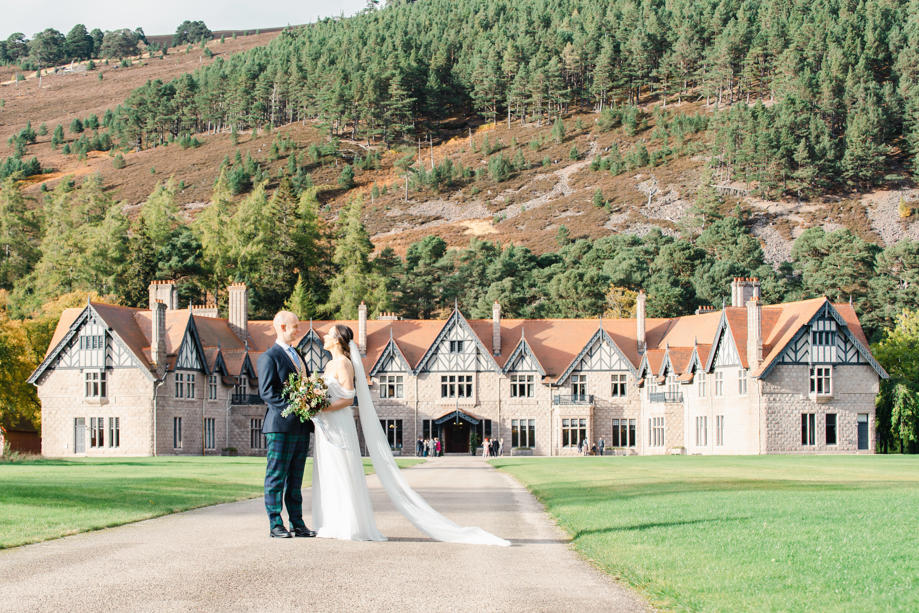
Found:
746,296 -> 763,371
152,300 -> 167,375
636,290 -> 647,354
492,301 -> 502,356
148,280 -> 177,311
731,277 -> 761,308
227,283 -> 248,342
358,301 -> 367,356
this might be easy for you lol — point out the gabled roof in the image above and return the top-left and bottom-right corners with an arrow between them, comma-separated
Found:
413,308 -> 501,374
555,325 -> 639,383
369,332 -> 412,376
500,334 -> 546,376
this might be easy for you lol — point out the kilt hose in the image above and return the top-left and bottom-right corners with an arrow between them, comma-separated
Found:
264,432 -> 310,529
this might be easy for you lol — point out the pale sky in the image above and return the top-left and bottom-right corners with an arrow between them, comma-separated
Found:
1,0 -> 368,39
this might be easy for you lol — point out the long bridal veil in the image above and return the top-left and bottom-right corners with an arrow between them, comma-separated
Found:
349,340 -> 511,547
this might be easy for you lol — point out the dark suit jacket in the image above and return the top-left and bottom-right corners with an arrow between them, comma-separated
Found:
257,343 -> 314,435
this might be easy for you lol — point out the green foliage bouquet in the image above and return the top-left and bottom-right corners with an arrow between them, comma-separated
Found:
281,371 -> 329,422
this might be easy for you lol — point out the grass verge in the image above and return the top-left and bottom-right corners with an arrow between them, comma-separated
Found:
0,455 -> 424,549
492,455 -> 919,612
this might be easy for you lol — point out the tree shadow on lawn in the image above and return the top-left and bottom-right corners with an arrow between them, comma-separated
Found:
572,516 -> 751,539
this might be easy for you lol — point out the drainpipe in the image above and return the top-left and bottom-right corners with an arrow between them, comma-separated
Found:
151,374 -> 167,456
201,377 -> 206,456
225,383 -> 232,455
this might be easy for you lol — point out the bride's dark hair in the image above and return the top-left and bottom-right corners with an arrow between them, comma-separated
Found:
331,324 -> 354,355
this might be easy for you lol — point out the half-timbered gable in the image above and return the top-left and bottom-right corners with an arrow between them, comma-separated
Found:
706,316 -> 742,371
28,305 -> 149,385
501,337 -> 545,376
175,317 -> 208,373
766,301 -> 885,377
297,327 -> 332,373
414,309 -> 498,374
556,328 -> 635,385
370,336 -> 411,376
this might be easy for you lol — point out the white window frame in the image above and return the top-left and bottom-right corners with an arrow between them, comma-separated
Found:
440,374 -> 472,398
511,419 -> 535,448
649,417 -> 665,447
250,418 -> 265,450
738,369 -> 748,396
571,374 -> 587,399
698,372 -> 706,397
173,417 -> 182,449
695,416 -> 708,446
108,417 -> 120,448
809,366 -> 832,397
510,374 -> 534,398
611,373 -> 627,398
84,370 -> 107,398
379,375 -> 404,399
380,419 -> 403,449
204,417 -> 216,450
715,415 -> 724,446
714,370 -> 724,397
208,375 -> 218,400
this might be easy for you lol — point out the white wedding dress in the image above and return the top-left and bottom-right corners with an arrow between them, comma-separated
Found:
310,341 -> 510,547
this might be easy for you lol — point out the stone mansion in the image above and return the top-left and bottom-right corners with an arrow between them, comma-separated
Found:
29,278 -> 886,457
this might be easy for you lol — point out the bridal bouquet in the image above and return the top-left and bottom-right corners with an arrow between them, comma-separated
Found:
281,371 -> 329,422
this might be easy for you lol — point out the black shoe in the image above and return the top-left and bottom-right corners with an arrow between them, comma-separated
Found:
292,525 -> 317,538
270,525 -> 292,538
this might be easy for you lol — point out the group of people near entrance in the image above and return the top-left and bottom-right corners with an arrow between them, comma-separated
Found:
416,437 -> 442,457
481,438 -> 504,458
578,437 -> 606,456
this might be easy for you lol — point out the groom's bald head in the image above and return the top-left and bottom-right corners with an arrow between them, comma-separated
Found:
273,311 -> 300,344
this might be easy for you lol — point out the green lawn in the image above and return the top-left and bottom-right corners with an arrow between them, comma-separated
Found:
0,456 -> 424,549
492,455 -> 919,613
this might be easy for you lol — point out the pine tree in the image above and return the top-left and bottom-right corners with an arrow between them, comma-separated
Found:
323,197 -> 389,318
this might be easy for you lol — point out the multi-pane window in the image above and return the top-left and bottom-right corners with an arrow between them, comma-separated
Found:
510,374 -> 534,398
79,335 -> 104,350
695,416 -> 708,446
649,417 -> 665,447
698,373 -> 707,397
208,375 -> 218,400
173,417 -> 182,449
667,374 -> 679,397
612,418 -> 636,447
715,415 -> 724,446
379,375 -> 404,399
250,418 -> 265,450
511,419 -> 535,448
236,376 -> 249,397
380,419 -> 403,449
561,418 -> 587,447
84,371 -> 106,398
714,371 -> 724,397
108,417 -> 120,448
738,369 -> 748,396
825,413 -> 837,445
422,419 -> 434,440
571,374 -> 587,400
801,413 -> 816,446
611,373 -> 627,398
186,374 -> 196,399
812,330 -> 835,346
448,340 -> 464,353
175,373 -> 185,398
204,418 -> 216,450
810,367 -> 832,396
90,417 -> 104,448
440,375 -> 473,398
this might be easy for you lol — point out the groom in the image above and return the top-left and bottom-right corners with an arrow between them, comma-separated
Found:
257,310 -> 316,539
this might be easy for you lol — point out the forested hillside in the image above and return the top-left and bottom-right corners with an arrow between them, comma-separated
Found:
4,0 -> 919,449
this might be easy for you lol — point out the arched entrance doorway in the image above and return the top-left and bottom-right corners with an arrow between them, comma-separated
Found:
435,409 -> 482,454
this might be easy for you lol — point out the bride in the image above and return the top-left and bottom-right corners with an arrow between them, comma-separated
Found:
311,324 -> 510,546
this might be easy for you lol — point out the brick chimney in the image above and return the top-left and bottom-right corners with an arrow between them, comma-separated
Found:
731,277 -> 761,308
191,304 -> 219,318
227,283 -> 248,342
151,300 -> 167,376
492,301 -> 502,356
358,301 -> 367,355
148,280 -> 177,310
746,296 -> 763,371
636,290 -> 646,354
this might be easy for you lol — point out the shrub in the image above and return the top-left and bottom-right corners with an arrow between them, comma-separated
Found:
113,153 -> 126,169
338,164 -> 355,189
69,118 -> 84,134
552,117 -> 566,144
569,145 -> 579,160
